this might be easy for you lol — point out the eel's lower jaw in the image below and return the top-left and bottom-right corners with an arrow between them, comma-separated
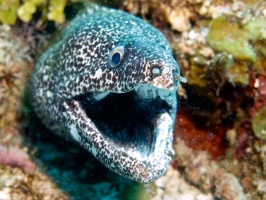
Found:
65,84 -> 177,183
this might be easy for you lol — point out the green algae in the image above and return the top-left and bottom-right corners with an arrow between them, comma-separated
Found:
187,57 -> 208,87
208,16 -> 256,63
207,16 -> 266,86
244,18 -> 266,41
224,62 -> 249,86
125,182 -> 157,200
187,52 -> 249,87
252,106 -> 266,140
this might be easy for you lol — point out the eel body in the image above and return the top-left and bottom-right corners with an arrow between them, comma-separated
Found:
30,5 -> 185,183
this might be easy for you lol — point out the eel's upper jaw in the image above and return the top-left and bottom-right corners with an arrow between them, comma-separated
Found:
64,83 -> 177,183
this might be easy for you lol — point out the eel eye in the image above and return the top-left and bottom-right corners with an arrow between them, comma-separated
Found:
108,46 -> 124,68
152,66 -> 162,76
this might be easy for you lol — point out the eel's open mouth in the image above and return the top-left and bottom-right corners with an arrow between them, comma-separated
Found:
74,84 -> 176,161
67,84 -> 177,183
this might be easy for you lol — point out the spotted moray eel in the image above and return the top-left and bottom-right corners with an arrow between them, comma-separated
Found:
30,4 -> 186,183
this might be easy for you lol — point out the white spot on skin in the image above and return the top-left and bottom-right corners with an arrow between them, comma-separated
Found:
130,21 -> 137,26
91,68 -> 102,79
90,145 -> 97,156
92,92 -> 109,101
43,75 -> 49,81
70,124 -> 79,141
46,91 -> 53,98
110,163 -> 115,168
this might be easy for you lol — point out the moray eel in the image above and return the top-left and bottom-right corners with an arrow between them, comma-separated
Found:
30,5 -> 186,183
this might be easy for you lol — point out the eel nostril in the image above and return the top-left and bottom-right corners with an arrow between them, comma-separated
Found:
173,71 -> 187,83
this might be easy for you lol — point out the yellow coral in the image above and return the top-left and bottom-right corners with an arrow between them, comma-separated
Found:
0,0 -> 68,25
47,0 -> 67,24
17,1 -> 37,23
0,0 -> 19,25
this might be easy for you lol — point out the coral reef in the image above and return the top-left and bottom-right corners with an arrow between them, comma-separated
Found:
0,145 -> 36,173
0,25 -> 32,147
153,165 -> 213,200
173,139 -> 246,200
0,24 -> 73,199
0,165 -> 68,199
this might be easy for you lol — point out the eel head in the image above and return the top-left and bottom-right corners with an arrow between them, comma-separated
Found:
60,38 -> 185,183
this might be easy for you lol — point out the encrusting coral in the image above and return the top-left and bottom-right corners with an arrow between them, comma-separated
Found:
0,25 -> 32,147
0,24 -> 71,199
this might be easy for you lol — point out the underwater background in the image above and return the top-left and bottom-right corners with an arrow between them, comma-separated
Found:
0,0 -> 266,199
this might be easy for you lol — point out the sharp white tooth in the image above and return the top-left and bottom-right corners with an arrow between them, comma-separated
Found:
93,92 -> 109,101
152,87 -> 156,99
158,88 -> 168,100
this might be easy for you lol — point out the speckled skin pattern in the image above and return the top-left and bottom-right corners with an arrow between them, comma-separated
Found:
30,5 -> 183,183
